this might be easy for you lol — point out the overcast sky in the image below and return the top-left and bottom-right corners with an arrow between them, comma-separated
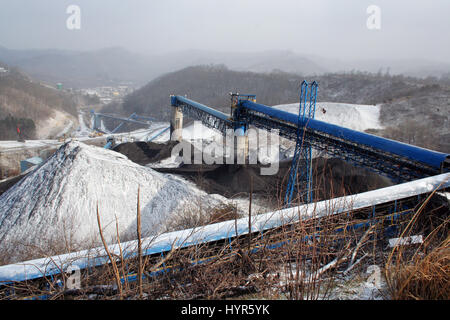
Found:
0,0 -> 449,63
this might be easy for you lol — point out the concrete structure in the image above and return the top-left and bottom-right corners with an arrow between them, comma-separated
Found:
170,106 -> 184,142
235,127 -> 249,164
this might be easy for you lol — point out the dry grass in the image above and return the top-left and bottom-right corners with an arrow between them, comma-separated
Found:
384,184 -> 449,300
385,215 -> 449,300
386,236 -> 449,300
164,200 -> 239,232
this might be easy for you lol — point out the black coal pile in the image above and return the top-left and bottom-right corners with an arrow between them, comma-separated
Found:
112,141 -> 179,165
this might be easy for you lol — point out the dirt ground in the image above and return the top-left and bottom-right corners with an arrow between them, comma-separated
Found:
112,141 -> 179,165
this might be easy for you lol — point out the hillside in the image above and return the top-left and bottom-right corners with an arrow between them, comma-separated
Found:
107,65 -> 303,119
0,62 -> 80,140
107,65 -> 450,153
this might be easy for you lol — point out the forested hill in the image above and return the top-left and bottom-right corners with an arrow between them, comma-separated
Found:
0,63 -> 78,140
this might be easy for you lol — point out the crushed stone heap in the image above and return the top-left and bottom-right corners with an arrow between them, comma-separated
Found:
0,141 -> 226,263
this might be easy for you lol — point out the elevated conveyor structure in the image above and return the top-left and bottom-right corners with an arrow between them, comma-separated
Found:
170,94 -> 449,183
237,99 -> 449,182
171,95 -> 232,134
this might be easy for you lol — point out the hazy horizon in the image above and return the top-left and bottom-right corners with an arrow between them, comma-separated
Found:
1,0 -> 449,65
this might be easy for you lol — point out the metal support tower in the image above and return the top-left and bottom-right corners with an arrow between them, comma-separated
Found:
230,93 -> 256,131
284,81 -> 318,206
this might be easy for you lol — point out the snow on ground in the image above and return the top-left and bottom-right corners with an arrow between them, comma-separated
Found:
147,155 -> 183,169
182,122 -> 222,141
437,192 -> 450,202
54,119 -> 74,138
326,269 -> 389,300
274,102 -> 383,132
0,122 -> 171,153
0,139 -> 67,154
267,263 -> 388,300
149,126 -> 171,143
126,122 -> 170,142
228,196 -> 270,217
0,141 -> 228,263
35,109 -> 78,139
77,111 -> 90,136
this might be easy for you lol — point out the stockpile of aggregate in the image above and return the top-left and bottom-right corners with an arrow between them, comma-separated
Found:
112,141 -> 179,165
0,141 -> 227,264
